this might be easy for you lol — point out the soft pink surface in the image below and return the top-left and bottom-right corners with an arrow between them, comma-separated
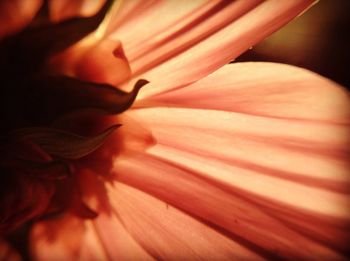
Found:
3,0 -> 349,260
116,0 -> 316,97
137,62 -> 350,123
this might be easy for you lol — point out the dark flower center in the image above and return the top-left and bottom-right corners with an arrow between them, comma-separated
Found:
0,0 -> 147,238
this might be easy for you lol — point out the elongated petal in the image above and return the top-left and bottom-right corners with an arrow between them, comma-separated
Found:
0,0 -> 42,39
113,152 -> 349,260
137,62 -> 350,123
118,0 -> 316,97
119,63 -> 350,259
78,170 -> 154,260
127,106 -> 350,211
91,212 -> 154,260
77,169 -> 261,260
103,181 -> 262,260
116,0 -> 263,75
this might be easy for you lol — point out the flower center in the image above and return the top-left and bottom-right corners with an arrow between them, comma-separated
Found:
0,0 -> 147,235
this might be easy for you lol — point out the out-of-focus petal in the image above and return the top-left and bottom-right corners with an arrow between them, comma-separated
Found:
117,0 -> 316,97
0,240 -> 21,261
113,152 -> 349,260
102,181 -> 262,260
30,214 -> 108,261
49,0 -> 105,22
0,0 -> 42,39
136,62 -> 350,123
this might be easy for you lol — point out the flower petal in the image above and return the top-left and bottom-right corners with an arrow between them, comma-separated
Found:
49,0 -> 105,22
103,181 -> 262,260
113,152 -> 348,260
0,239 -> 21,261
137,62 -> 350,123
0,0 -> 42,39
117,0 -> 316,97
127,107 -> 350,211
120,63 -> 350,258
78,170 -> 154,260
110,0 -> 262,74
50,38 -> 131,85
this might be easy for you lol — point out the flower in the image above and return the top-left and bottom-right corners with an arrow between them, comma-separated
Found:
1,0 -> 350,260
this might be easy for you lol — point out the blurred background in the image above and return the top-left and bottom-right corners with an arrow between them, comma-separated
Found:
237,0 -> 350,90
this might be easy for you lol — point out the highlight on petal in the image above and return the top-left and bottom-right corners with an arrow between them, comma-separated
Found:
102,181 -> 262,260
113,151 -> 349,260
0,0 -> 42,39
115,0 -> 316,97
114,0 -> 263,75
70,170 -> 262,260
137,62 -> 350,123
77,169 -> 155,260
2,0 -> 348,260
120,62 -> 350,259
49,0 -> 105,22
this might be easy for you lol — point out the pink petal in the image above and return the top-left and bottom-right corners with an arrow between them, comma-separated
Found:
118,0 -> 316,97
126,107 -> 350,209
113,152 -> 348,260
111,0 -> 262,74
103,181 -> 262,260
137,62 -> 350,123
117,114 -> 156,153
117,63 -> 350,258
78,170 -> 154,260
106,0 -> 209,47
0,0 -> 42,39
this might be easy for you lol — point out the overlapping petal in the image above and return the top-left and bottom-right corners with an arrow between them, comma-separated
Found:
113,151 -> 349,260
0,240 -> 21,261
115,62 -> 350,259
3,0 -> 347,260
137,62 -> 350,122
49,0 -> 105,22
0,0 -> 42,39
113,0 -> 316,97
103,181 -> 262,260
48,0 -> 316,93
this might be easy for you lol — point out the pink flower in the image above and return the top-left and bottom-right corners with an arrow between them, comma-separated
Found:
1,0 -> 349,260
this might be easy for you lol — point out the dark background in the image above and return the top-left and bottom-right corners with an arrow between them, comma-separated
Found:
237,0 -> 350,90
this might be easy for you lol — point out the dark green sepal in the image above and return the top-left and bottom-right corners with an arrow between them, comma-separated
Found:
23,76 -> 148,124
11,125 -> 120,160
